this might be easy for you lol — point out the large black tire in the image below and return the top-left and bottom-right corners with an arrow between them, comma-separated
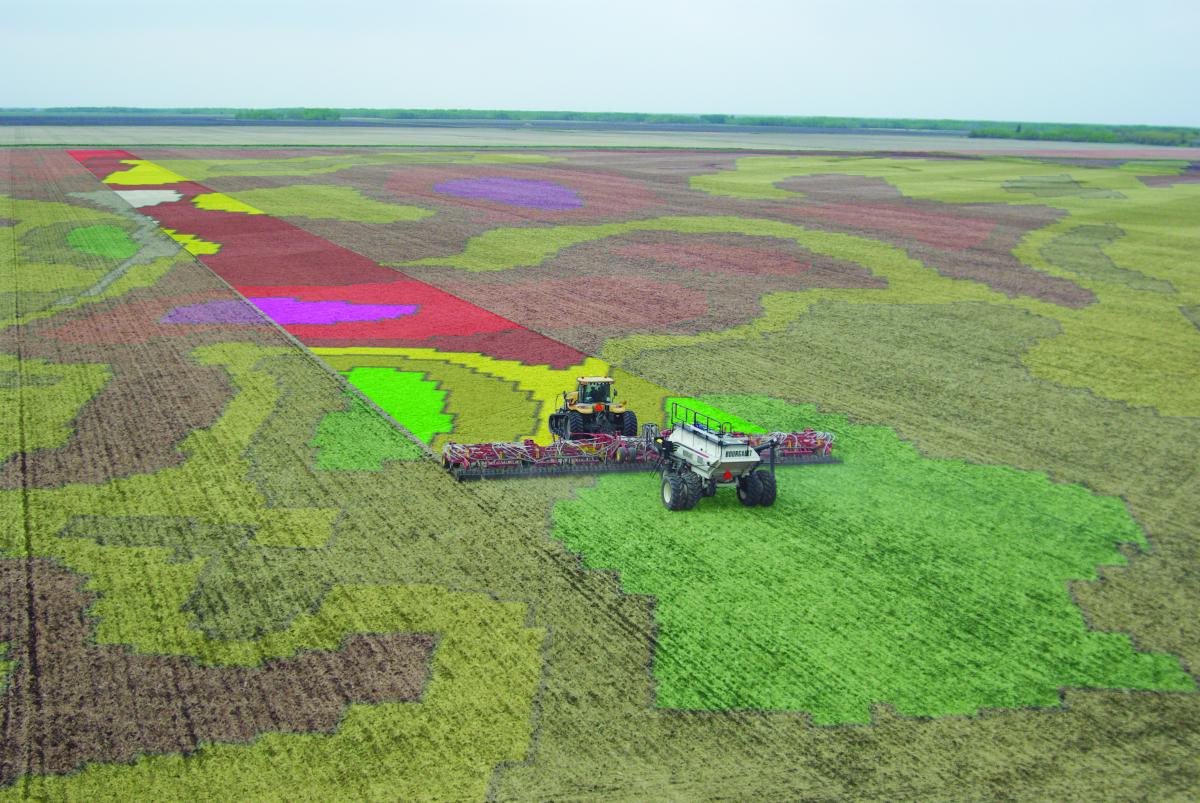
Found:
566,410 -> 585,440
737,473 -> 763,507
621,411 -> 639,437
756,470 -> 777,507
681,472 -> 704,506
662,473 -> 691,511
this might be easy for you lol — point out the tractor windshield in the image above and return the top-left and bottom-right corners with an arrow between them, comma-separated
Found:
580,382 -> 611,404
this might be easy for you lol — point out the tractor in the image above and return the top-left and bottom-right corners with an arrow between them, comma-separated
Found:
548,376 -> 639,440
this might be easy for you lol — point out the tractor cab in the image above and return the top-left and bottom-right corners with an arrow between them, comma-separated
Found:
550,376 -> 639,440
569,377 -> 614,407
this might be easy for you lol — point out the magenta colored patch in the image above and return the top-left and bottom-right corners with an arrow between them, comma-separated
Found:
247,297 -> 419,325
160,300 -> 265,325
433,177 -> 582,210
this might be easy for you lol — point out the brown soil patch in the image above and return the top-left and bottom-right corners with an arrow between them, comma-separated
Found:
612,241 -> 814,277
420,231 -> 883,355
0,150 -> 102,200
1139,163 -> 1200,187
444,276 -> 710,330
44,292 -> 272,345
0,258 -> 284,489
0,558 -> 435,785
384,164 -> 663,223
772,174 -> 1090,306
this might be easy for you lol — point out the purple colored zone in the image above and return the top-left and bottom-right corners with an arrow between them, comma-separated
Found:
247,297 -> 419,325
432,177 -> 583,210
160,300 -> 266,325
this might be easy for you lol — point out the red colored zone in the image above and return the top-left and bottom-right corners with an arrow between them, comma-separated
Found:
307,330 -> 586,368
70,149 -> 140,184
144,198 -> 402,286
237,282 -> 514,339
612,242 -> 812,277
66,150 -> 587,368
385,165 -> 661,222
777,203 -> 997,250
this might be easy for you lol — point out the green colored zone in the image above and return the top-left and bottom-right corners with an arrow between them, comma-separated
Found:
323,356 -> 541,447
551,395 -> 1193,724
309,392 -> 424,470
340,367 -> 453,444
66,224 -> 139,259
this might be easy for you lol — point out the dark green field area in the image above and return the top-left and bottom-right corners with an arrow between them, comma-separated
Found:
1,146 -> 1197,800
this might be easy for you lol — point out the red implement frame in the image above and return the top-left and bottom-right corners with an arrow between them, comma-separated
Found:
441,429 -> 836,481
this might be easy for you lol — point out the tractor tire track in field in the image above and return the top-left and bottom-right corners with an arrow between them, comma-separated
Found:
0,558 -> 435,786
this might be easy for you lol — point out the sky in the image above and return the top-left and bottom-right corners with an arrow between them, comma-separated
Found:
4,0 -> 1198,126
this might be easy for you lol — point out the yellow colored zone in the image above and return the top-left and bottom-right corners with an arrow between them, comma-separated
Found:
102,160 -> 191,186
312,347 -> 671,444
162,229 -> 222,255
192,192 -> 264,215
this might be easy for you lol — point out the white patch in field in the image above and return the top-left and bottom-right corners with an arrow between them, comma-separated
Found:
115,190 -> 183,208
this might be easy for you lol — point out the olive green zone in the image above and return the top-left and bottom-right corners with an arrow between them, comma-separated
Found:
0,341 -> 545,800
0,354 -> 109,461
1,194 -> 183,327
553,396 -> 1191,723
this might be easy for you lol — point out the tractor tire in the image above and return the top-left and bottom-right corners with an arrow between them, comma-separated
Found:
621,411 -> 639,437
682,472 -> 704,505
756,470 -> 777,507
737,472 -> 763,507
566,410 -> 585,440
662,473 -> 692,511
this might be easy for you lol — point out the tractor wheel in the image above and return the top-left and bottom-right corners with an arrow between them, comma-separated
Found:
756,470 -> 777,507
682,472 -> 704,506
566,410 -> 585,440
737,473 -> 763,507
621,411 -> 639,437
662,473 -> 692,511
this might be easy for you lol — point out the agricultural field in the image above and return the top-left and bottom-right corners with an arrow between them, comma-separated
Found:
1,144 -> 1198,799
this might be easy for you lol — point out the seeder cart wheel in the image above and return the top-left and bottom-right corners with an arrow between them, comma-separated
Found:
662,473 -> 696,511
682,472 -> 704,504
755,470 -> 777,507
737,473 -> 763,507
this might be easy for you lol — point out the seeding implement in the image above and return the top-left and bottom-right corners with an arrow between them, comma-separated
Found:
441,394 -> 838,507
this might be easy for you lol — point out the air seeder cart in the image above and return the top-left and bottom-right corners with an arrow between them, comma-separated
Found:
652,401 -> 781,510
